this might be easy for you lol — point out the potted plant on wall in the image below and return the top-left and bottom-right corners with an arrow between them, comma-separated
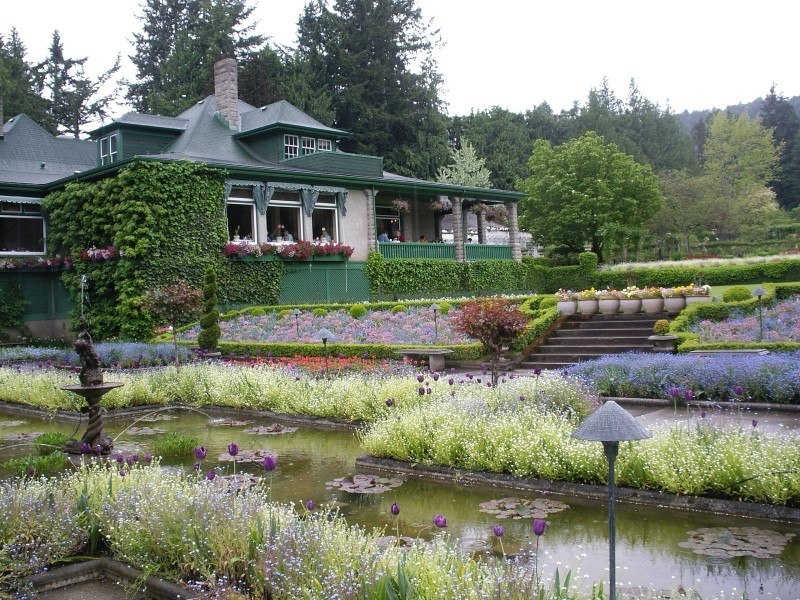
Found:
661,286 -> 688,314
554,289 -> 578,316
618,286 -> 642,314
639,287 -> 663,314
684,284 -> 712,305
576,288 -> 599,315
597,288 -> 621,315
648,319 -> 678,353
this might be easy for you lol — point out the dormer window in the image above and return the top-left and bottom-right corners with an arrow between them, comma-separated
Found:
100,133 -> 118,165
302,137 -> 316,155
317,139 -> 332,152
284,134 -> 299,159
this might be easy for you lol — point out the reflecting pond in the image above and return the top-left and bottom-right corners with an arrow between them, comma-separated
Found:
1,405 -> 798,598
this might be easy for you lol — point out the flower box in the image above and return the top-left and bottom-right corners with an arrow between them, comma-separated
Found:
229,254 -> 277,262
312,254 -> 347,262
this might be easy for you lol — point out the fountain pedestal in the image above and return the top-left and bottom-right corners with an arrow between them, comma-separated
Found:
62,382 -> 123,454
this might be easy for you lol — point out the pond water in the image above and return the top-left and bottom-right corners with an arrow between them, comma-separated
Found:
1,405 -> 798,598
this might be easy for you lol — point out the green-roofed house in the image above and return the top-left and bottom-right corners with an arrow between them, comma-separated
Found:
0,58 -> 525,339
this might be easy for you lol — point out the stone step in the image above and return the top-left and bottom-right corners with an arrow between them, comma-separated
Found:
550,328 -> 655,339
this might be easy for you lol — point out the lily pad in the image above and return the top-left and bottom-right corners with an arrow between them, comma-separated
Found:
678,527 -> 795,558
374,535 -> 416,550
218,448 -> 276,463
124,426 -> 165,436
4,432 -> 43,441
242,424 -> 298,435
0,420 -> 26,427
212,473 -> 262,492
139,414 -> 177,422
326,473 -> 405,494
478,497 -> 570,519
207,419 -> 252,427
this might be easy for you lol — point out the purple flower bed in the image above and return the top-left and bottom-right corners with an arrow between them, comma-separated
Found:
179,306 -> 472,345
690,297 -> 800,342
571,352 -> 800,403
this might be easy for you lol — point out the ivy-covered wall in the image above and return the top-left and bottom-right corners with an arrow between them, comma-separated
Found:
42,160 -> 282,340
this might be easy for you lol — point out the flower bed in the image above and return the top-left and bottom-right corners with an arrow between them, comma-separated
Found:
222,241 -> 353,260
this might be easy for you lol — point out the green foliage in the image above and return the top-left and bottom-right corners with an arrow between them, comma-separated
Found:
653,319 -> 671,335
722,286 -> 754,303
349,304 -> 367,319
153,432 -> 200,459
437,301 -> 452,315
390,304 -> 407,314
519,132 -> 663,262
43,160 -> 229,340
249,307 -> 268,317
0,282 -> 27,331
218,261 -> 283,307
33,432 -> 70,456
197,266 -> 220,352
277,309 -> 293,319
1,451 -> 70,477
466,260 -> 527,294
313,308 -> 328,317
538,296 -> 558,310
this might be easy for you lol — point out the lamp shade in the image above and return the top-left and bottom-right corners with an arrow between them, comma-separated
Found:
315,328 -> 336,343
430,303 -> 440,312
752,286 -> 767,298
291,308 -> 301,316
571,401 -> 651,442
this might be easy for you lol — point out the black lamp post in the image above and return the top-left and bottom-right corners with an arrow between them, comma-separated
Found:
291,308 -> 301,340
572,401 -> 651,600
430,303 -> 440,341
316,328 -> 335,373
752,286 -> 766,342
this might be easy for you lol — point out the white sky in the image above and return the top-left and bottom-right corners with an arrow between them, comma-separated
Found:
4,0 -> 800,119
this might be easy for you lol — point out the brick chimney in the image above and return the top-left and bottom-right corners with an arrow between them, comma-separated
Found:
214,58 -> 239,130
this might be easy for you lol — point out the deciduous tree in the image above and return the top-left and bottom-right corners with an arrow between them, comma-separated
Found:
518,132 -> 662,262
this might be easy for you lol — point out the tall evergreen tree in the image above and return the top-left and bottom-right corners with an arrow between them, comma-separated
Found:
0,29 -> 52,130
128,0 -> 265,116
760,85 -> 800,209
292,0 -> 450,179
36,31 -> 120,137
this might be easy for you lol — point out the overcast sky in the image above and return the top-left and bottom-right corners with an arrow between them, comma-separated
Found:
5,0 -> 800,119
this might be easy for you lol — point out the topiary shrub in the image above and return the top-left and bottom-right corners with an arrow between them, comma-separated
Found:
349,304 -> 367,319
313,308 -> 328,317
197,266 -> 220,352
277,309 -> 292,319
653,319 -> 671,335
538,296 -> 558,310
391,304 -> 408,314
438,301 -> 452,315
723,286 -> 754,303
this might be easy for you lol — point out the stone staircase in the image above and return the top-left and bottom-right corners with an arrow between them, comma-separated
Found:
518,312 -> 668,371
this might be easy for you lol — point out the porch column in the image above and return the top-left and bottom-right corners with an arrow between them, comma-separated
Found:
476,211 -> 486,244
365,188 -> 378,251
451,196 -> 465,262
507,201 -> 522,260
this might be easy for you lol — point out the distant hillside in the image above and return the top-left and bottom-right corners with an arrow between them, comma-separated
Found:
677,96 -> 800,131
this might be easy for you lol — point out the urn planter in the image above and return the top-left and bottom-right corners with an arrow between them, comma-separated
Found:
597,298 -> 620,314
619,298 -> 642,314
649,334 -> 678,353
641,297 -> 664,314
556,300 -> 577,316
577,299 -> 598,315
663,296 -> 686,314
685,295 -> 711,306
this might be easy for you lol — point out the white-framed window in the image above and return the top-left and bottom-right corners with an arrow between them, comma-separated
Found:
267,191 -> 303,242
311,194 -> 338,242
0,200 -> 45,253
301,137 -> 316,155
317,139 -> 332,152
375,200 -> 401,241
226,187 -> 257,242
284,134 -> 299,159
100,133 -> 118,165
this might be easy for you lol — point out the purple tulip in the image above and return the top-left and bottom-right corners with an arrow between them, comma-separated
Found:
126,457 -> 134,466
752,419 -> 758,428
417,374 -> 425,383
144,454 -> 152,463
306,500 -> 316,511
193,461 -> 201,471
119,469 -> 126,477
533,519 -> 546,536
700,410 -> 706,418
493,524 -> 504,537
432,372 -> 440,381
131,454 -> 139,463
426,387 -> 432,394
390,502 -> 400,516
534,368 -> 542,376
93,444 -> 102,455
116,454 -> 124,464
26,466 -> 35,476
734,385 -> 744,396
418,386 -> 425,396
448,378 -> 454,386
433,514 -> 447,528
684,389 -> 694,400
79,442 -> 91,454
386,398 -> 394,407
263,455 -> 277,471
519,395 -> 526,402
194,446 -> 207,460
228,443 -> 239,457
206,471 -> 216,481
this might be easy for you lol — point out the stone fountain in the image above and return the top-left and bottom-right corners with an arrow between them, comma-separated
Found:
62,320 -> 123,455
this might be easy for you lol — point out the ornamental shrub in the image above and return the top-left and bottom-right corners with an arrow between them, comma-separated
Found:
538,296 -> 558,310
653,319 -> 671,335
349,304 -> 367,319
391,304 -> 407,314
197,266 -> 220,352
723,286 -> 753,303
313,308 -> 328,317
437,301 -> 452,315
